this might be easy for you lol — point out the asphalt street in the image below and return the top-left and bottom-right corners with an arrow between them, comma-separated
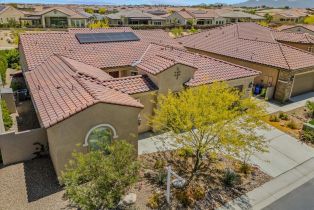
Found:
263,177 -> 314,210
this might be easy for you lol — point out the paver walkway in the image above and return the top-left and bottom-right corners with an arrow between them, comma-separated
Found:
138,126 -> 314,177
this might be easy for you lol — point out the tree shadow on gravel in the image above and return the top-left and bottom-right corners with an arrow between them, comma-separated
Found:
23,156 -> 62,202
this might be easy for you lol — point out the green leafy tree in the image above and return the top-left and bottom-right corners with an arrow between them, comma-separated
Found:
150,82 -> 268,182
1,100 -> 13,130
304,15 -> 314,24
60,140 -> 140,210
88,19 -> 109,29
5,49 -> 20,69
0,55 -> 8,84
84,7 -> 94,14
264,13 -> 273,23
98,7 -> 107,14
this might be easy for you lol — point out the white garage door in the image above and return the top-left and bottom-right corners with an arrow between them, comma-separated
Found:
291,72 -> 314,97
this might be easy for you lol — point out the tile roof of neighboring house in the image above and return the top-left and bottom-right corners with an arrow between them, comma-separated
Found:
106,10 -> 165,20
177,23 -> 314,70
273,30 -> 314,44
219,11 -> 265,20
25,55 -> 143,128
277,24 -> 314,33
137,43 -> 260,86
176,9 -> 218,19
34,7 -> 87,19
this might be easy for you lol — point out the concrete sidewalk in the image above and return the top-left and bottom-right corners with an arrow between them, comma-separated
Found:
219,158 -> 314,210
138,127 -> 314,177
266,92 -> 314,114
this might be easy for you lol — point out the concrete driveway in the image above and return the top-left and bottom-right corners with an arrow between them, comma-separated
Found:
138,126 -> 314,177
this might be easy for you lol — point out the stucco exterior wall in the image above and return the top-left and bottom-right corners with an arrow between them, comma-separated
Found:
132,91 -> 157,133
0,6 -> 24,24
47,103 -> 141,177
0,128 -> 48,165
167,12 -> 187,25
153,64 -> 196,94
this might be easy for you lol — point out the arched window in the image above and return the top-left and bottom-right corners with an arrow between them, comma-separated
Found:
83,124 -> 118,150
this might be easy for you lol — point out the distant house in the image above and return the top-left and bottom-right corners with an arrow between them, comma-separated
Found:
277,24 -> 314,36
0,5 -> 25,25
106,10 -> 166,26
167,9 -> 225,26
256,9 -> 308,24
21,7 -> 91,28
218,11 -> 265,23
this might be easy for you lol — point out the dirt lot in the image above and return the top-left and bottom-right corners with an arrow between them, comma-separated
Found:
0,30 -> 16,49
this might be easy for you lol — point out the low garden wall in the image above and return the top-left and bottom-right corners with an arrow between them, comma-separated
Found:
0,128 -> 48,165
303,122 -> 314,132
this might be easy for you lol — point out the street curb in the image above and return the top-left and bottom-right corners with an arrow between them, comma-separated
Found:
218,157 -> 314,210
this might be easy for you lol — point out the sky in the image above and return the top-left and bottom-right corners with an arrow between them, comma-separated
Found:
1,0 -> 247,6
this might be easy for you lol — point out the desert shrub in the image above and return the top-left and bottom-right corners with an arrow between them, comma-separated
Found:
279,112 -> 289,120
286,120 -> 298,130
269,114 -> 280,122
154,170 -> 167,186
147,192 -> 164,209
1,100 -> 12,130
153,159 -> 166,170
239,162 -> 251,175
301,129 -> 314,143
190,184 -> 205,201
306,101 -> 314,117
0,56 -> 8,84
175,190 -> 193,207
171,27 -> 184,37
222,168 -> 241,187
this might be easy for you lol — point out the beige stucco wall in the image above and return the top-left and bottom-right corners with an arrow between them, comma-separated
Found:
132,91 -> 157,133
141,64 -> 196,95
0,128 -> 48,165
0,6 -> 24,24
47,102 -> 141,177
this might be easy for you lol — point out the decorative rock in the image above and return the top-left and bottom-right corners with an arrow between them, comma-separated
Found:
172,178 -> 186,189
121,193 -> 137,206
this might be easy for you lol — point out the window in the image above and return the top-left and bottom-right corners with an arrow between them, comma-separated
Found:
131,71 -> 138,76
84,124 -> 118,150
153,21 -> 162,25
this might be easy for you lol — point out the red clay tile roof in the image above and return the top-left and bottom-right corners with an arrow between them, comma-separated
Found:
20,28 -> 182,71
277,24 -> 314,33
25,55 -> 143,128
137,43 -> 260,86
102,75 -> 158,94
177,23 -> 314,70
273,30 -> 314,44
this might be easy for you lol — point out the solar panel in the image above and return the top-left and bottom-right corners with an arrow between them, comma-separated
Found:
75,32 -> 140,44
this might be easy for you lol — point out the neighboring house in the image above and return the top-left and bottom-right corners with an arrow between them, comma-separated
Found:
106,10 -> 166,26
21,7 -> 91,28
277,24 -> 314,36
218,11 -> 265,23
178,23 -> 314,102
256,9 -> 308,24
273,29 -> 314,53
0,5 -> 25,25
167,9 -> 225,26
19,27 -> 259,176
